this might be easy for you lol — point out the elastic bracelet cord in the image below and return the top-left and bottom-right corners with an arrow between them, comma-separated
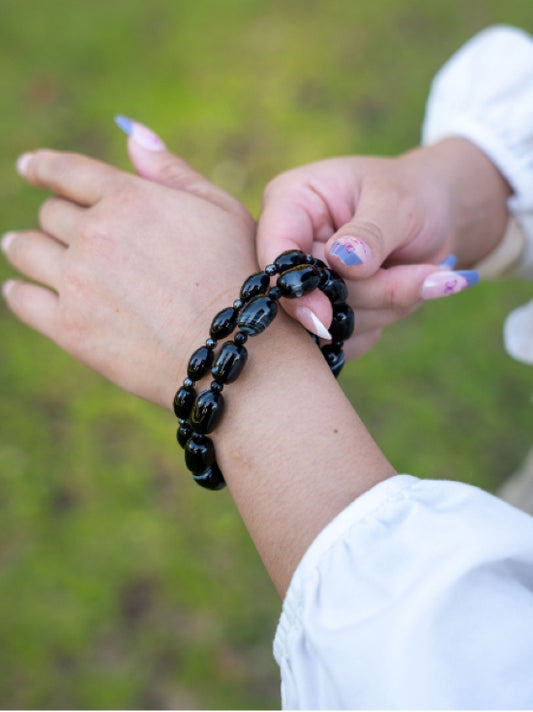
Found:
172,250 -> 354,491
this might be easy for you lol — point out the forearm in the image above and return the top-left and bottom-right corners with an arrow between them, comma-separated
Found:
405,137 -> 511,267
209,310 -> 395,596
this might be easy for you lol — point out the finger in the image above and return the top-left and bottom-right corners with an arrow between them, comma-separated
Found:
344,329 -> 383,361
16,149 -> 128,206
2,231 -> 65,289
2,279 -> 58,340
114,115 -> 243,214
325,182 -> 419,279
351,305 -> 416,334
39,197 -> 86,246
346,262 -> 479,310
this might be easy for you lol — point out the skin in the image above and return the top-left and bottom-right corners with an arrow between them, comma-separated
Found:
257,137 -> 512,354
2,147 -> 394,596
1,134 -> 511,595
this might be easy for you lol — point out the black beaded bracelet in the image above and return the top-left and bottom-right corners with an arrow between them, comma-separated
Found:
173,249 -> 354,491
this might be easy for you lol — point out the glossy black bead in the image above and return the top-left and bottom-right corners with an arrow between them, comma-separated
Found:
330,303 -> 355,341
173,385 -> 195,419
321,344 -> 346,378
237,295 -> 278,335
265,263 -> 278,277
268,286 -> 282,301
190,388 -> 225,434
319,269 -> 348,304
234,331 -> 248,345
240,272 -> 270,302
277,264 -> 321,298
176,419 -> 193,448
187,345 -> 215,381
211,341 -> 248,384
184,433 -> 215,474
310,256 -> 328,270
274,249 -> 308,273
210,380 -> 224,393
205,337 -> 217,350
192,461 -> 226,490
233,299 -> 244,310
210,306 -> 238,340
183,377 -> 194,389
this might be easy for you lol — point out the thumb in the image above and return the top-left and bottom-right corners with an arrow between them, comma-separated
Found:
325,186 -> 415,280
114,115 -> 237,211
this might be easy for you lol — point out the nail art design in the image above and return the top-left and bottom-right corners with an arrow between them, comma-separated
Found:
438,254 -> 458,269
294,306 -> 332,340
421,270 -> 479,300
329,237 -> 368,267
114,115 -> 166,151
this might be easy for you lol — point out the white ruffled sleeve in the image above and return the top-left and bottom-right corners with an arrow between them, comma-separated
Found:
422,25 -> 533,279
274,475 -> 533,709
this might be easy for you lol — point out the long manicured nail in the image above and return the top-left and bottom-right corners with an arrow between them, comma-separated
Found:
2,280 -> 16,299
329,237 -> 368,266
1,232 -> 16,254
421,270 -> 479,300
294,306 -> 332,340
438,254 -> 458,269
16,152 -> 33,177
114,115 -> 166,151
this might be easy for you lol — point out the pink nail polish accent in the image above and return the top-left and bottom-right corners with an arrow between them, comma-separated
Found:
294,306 -> 332,340
16,152 -> 33,177
420,270 -> 479,300
329,237 -> 368,266
114,115 -> 165,151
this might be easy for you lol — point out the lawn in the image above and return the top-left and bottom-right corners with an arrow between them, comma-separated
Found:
1,0 -> 532,708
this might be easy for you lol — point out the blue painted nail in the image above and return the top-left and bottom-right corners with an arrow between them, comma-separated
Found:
438,254 -> 458,269
458,269 -> 479,286
114,115 -> 133,136
329,237 -> 367,266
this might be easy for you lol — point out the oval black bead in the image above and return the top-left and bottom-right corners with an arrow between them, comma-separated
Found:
185,433 -> 215,474
330,303 -> 355,341
187,345 -> 215,381
310,256 -> 328,270
237,295 -> 278,335
192,462 -> 226,491
240,272 -> 270,302
274,249 -> 308,273
277,264 -> 321,298
212,342 -> 248,384
319,269 -> 348,304
173,385 -> 195,419
265,263 -> 278,277
176,419 -> 193,448
190,388 -> 225,434
321,344 -> 346,378
210,307 -> 238,340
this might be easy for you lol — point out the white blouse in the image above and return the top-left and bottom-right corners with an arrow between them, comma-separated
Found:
274,26 -> 533,709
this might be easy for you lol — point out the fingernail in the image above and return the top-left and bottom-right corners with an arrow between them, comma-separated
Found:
420,270 -> 479,300
294,306 -> 332,340
329,237 -> 368,266
114,115 -> 166,151
438,254 -> 458,269
16,152 -> 33,177
2,280 -> 16,299
1,232 -> 15,254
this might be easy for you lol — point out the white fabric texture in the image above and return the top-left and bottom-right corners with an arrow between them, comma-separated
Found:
422,25 -> 533,363
274,27 -> 533,709
274,475 -> 533,709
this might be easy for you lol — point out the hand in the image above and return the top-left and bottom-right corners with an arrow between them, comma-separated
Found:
2,143 -> 256,410
257,138 -> 510,357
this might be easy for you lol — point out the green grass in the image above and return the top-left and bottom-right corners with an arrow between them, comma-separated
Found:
1,0 -> 532,708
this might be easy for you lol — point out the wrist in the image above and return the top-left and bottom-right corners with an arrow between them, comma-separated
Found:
408,138 -> 512,267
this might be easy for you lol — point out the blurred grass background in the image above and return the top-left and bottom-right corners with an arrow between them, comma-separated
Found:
0,0 -> 532,708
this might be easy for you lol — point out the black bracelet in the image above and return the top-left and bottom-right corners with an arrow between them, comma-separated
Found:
173,250 -> 354,491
